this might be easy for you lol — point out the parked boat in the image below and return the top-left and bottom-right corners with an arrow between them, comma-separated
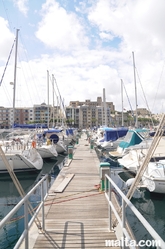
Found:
7,129 -> 58,160
118,136 -> 165,173
35,142 -> 58,159
102,128 -> 150,167
142,160 -> 165,193
43,129 -> 67,154
0,142 -> 43,173
65,128 -> 78,144
96,127 -> 128,150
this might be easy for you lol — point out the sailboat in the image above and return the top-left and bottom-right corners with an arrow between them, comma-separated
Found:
0,29 -> 43,173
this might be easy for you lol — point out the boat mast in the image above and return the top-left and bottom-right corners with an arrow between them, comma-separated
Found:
13,29 -> 19,128
132,51 -> 138,128
121,79 -> 124,126
47,70 -> 49,129
52,74 -> 55,128
103,88 -> 107,126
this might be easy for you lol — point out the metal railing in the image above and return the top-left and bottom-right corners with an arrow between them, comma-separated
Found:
0,174 -> 49,249
104,173 -> 165,249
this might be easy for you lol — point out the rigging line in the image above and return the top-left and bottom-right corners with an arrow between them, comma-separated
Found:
135,68 -> 154,127
1,83 -> 12,106
54,77 -> 66,118
1,0 -> 13,31
50,74 -> 60,110
18,32 -> 43,104
122,81 -> 134,117
152,60 -> 165,113
0,39 -> 15,86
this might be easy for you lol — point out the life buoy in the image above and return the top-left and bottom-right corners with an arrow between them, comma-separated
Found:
32,141 -> 36,148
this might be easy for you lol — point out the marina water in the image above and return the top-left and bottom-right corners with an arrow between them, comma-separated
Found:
0,155 -> 66,249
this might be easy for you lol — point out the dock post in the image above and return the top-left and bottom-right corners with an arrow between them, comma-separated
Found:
99,162 -> 110,191
68,145 -> 73,159
76,135 -> 79,144
90,139 -> 94,152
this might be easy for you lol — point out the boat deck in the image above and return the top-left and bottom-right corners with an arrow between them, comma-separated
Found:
25,133 -> 120,249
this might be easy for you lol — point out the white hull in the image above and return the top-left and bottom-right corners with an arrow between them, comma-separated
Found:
45,131 -> 67,153
56,142 -> 67,154
0,147 -> 43,173
101,139 -> 122,150
36,144 -> 58,158
142,161 -> 165,193
64,137 -> 72,146
118,149 -> 142,173
142,175 -> 165,193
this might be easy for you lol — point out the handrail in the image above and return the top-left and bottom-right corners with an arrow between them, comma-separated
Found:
104,173 -> 165,249
0,174 -> 49,249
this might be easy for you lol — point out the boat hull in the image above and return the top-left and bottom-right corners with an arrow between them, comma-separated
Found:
0,148 -> 43,173
142,176 -> 165,193
36,144 -> 58,158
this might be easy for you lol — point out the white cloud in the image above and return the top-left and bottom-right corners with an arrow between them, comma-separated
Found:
13,0 -> 28,16
1,0 -> 165,115
36,0 -> 89,51
0,18 -> 15,62
99,32 -> 113,40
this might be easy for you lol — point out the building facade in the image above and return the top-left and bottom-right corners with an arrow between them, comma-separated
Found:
66,97 -> 115,128
0,103 -> 63,129
0,100 -> 159,129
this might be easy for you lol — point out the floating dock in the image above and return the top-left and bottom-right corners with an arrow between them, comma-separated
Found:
23,134 -> 121,249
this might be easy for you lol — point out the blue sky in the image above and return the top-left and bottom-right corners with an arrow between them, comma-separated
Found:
0,0 -> 165,114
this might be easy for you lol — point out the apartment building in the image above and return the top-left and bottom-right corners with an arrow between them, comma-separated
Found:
0,102 -> 63,129
66,97 -> 115,128
0,106 -> 32,128
0,107 -> 10,128
0,100 -> 157,129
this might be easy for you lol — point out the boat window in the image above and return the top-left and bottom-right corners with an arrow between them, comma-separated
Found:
123,132 -> 132,143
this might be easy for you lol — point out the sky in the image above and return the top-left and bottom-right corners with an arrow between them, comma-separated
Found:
0,0 -> 165,114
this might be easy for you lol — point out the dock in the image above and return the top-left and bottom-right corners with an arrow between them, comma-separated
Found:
25,134 -> 120,249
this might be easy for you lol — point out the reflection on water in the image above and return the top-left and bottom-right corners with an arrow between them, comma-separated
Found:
111,168 -> 165,247
130,190 -> 165,245
0,155 -> 66,249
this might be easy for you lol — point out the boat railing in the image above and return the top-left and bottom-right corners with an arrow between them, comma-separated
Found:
104,173 -> 165,249
0,174 -> 49,249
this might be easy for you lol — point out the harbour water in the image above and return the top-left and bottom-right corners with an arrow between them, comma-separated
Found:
0,154 -> 66,249
97,144 -> 165,247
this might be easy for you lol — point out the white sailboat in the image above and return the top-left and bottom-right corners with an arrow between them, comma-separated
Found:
0,29 -> 43,173
31,71 -> 58,159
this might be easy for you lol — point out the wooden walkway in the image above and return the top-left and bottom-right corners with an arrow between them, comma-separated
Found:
27,134 -> 120,249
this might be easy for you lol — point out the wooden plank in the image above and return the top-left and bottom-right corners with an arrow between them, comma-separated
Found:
54,173 -> 75,192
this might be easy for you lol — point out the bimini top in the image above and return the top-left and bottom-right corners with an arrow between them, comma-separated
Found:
119,128 -> 150,149
103,127 -> 129,142
66,128 -> 74,136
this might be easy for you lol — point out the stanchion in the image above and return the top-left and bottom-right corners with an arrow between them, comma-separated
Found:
90,139 -> 94,152
76,136 -> 79,144
99,162 -> 110,191
68,145 -> 73,159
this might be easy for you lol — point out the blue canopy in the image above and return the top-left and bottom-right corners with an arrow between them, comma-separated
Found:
13,124 -> 48,129
66,128 -> 74,136
43,129 -> 63,134
103,127 -> 128,142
